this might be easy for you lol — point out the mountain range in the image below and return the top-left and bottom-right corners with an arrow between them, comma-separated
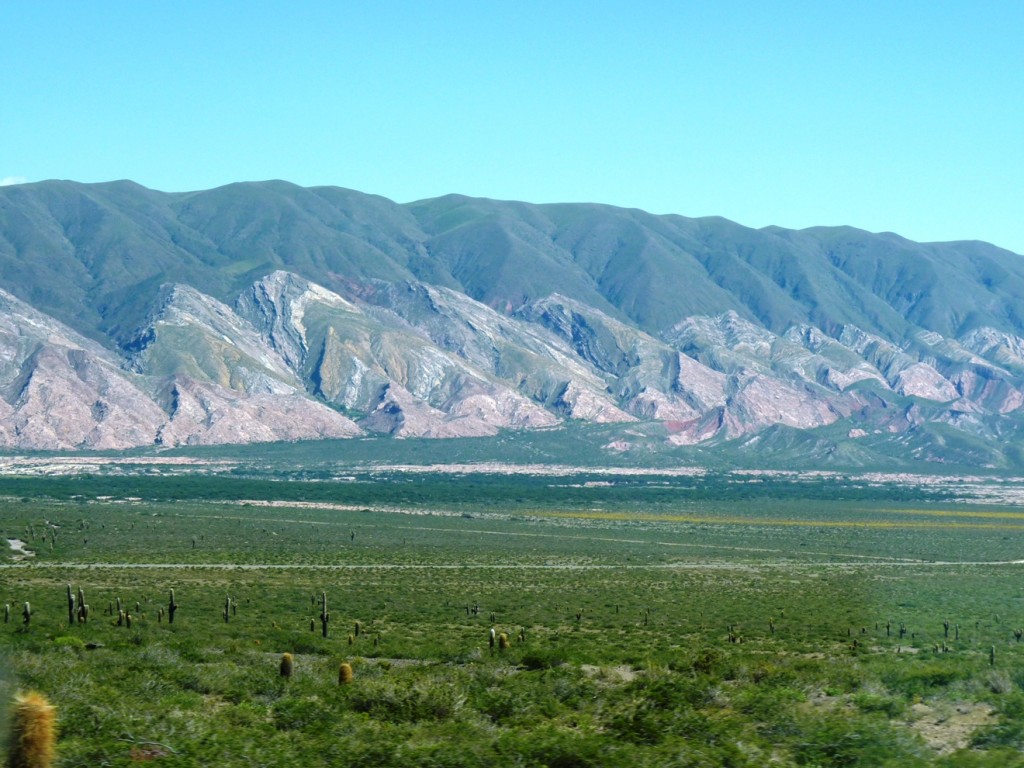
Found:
2,178 -> 1024,467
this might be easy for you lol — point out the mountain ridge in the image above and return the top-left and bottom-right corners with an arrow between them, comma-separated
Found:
1,179 -> 1023,465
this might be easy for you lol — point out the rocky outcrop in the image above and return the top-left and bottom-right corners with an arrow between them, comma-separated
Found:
0,289 -> 167,449
154,377 -> 361,446
1,265 -> 1023,453
0,285 -> 360,449
239,274 -> 561,437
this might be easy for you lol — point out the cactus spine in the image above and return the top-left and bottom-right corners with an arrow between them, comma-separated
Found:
7,690 -> 56,768
280,652 -> 294,678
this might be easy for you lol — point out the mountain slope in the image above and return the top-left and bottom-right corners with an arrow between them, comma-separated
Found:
1,179 -> 1023,464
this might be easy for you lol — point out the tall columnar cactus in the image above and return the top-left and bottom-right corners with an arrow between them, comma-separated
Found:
4,603 -> 10,624
280,652 -> 294,678
223,596 -> 231,623
168,589 -> 178,624
7,690 -> 56,768
319,592 -> 329,638
66,585 -> 76,626
22,602 -> 31,626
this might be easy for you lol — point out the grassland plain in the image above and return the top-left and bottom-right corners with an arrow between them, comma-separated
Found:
2,465 -> 1024,766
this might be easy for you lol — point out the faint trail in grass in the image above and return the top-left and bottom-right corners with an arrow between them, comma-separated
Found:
3,559 -> 1024,570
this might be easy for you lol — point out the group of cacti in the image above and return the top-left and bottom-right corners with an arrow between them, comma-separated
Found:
3,601 -> 33,626
8,585 -> 186,631
279,652 -> 354,685
488,627 -> 512,652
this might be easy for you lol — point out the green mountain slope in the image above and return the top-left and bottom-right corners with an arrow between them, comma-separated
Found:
1,179 -> 1024,462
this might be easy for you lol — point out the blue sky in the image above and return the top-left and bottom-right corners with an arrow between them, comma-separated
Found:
3,2 -> 1022,253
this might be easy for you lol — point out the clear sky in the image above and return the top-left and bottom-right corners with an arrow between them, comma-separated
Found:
2,2 -> 1022,253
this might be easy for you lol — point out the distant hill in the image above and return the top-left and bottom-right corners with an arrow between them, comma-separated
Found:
1,179 -> 1023,467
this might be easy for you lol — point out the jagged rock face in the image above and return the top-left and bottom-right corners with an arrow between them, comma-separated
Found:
128,283 -> 300,394
0,288 -> 166,449
4,250 -> 1024,454
3,345 -> 166,450
519,295 -> 712,423
238,274 -> 560,437
0,285 -> 361,449
347,282 -> 625,420
236,270 -> 360,372
154,378 -> 362,446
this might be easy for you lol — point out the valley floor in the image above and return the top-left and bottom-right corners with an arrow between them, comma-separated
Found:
2,466 -> 1024,766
